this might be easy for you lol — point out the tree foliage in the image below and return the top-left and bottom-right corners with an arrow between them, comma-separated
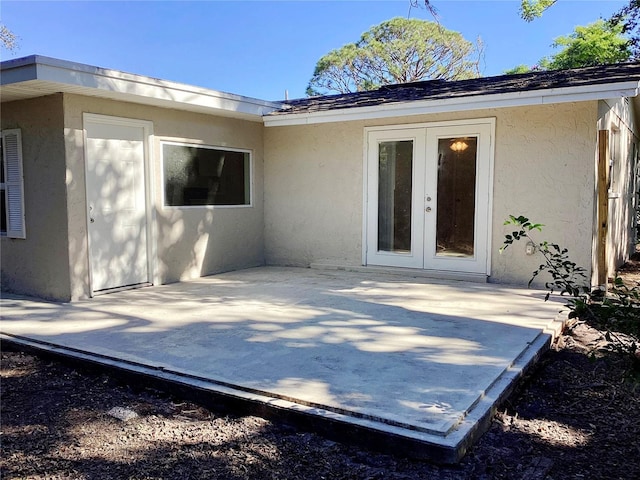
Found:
505,20 -> 631,73
545,19 -> 631,70
422,0 -> 639,56
610,0 -> 640,59
518,0 -> 639,60
306,17 -> 482,96
503,64 -> 540,75
0,24 -> 17,51
519,0 -> 557,22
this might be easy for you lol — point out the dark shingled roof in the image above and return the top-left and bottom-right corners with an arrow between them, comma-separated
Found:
271,63 -> 640,116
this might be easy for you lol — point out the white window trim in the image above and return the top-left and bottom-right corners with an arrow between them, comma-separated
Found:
160,140 -> 254,209
1,128 -> 26,239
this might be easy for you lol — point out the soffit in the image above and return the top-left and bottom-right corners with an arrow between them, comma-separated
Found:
0,56 -> 284,122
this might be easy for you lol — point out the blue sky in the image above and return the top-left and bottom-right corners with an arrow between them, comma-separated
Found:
1,0 -> 629,100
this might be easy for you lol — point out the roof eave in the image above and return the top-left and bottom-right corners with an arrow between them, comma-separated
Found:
263,82 -> 640,127
1,55 -> 285,121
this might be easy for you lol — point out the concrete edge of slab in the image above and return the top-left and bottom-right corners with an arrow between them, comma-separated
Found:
1,309 -> 566,464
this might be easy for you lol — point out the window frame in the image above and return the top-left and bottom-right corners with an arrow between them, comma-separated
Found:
1,128 -> 26,239
160,140 -> 253,209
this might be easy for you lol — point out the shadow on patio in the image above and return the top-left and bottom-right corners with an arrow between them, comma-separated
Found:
0,266 -> 565,462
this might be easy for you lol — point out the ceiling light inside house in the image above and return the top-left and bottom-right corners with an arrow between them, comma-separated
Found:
450,139 -> 469,152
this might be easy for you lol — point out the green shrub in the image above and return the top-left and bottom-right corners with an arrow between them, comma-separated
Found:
502,215 -> 639,371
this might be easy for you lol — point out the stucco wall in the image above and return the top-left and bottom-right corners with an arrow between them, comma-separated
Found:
490,102 -> 597,285
264,122 -> 364,266
597,98 -> 639,280
63,94 -> 265,296
1,92 -> 603,299
264,102 -> 598,286
0,94 -> 73,300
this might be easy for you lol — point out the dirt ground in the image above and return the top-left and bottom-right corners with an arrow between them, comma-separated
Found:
2,260 -> 639,479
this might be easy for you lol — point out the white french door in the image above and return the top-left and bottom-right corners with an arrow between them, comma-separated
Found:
365,120 -> 494,275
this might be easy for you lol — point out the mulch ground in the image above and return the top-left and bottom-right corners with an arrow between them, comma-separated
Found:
2,261 -> 639,479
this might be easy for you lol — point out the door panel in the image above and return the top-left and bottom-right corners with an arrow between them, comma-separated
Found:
85,119 -> 149,292
377,140 -> 413,254
366,122 -> 493,275
434,136 -> 477,258
366,129 -> 425,268
424,124 -> 491,273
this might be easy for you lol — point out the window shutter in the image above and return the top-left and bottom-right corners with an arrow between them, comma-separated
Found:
2,129 -> 26,239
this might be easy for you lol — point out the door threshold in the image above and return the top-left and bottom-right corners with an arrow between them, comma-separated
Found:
91,282 -> 152,297
309,263 -> 487,283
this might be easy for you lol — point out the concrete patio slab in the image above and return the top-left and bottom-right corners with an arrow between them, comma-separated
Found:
0,266 -> 565,463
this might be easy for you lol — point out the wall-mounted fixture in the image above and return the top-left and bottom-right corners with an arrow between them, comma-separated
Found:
525,241 -> 536,255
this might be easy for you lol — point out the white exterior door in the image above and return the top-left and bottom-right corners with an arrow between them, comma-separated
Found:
84,115 -> 151,293
366,120 -> 494,275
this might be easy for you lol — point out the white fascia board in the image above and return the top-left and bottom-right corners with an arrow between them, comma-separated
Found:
264,82 -> 640,127
2,55 -> 284,117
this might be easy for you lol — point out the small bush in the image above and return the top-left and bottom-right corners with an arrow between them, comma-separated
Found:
502,215 -> 640,372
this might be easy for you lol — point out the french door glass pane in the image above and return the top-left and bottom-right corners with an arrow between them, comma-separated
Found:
378,140 -> 413,253
436,137 -> 477,257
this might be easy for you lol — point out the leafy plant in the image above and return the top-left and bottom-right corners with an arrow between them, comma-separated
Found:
589,276 -> 640,372
501,215 -> 589,306
502,215 -> 640,371
590,276 -> 640,338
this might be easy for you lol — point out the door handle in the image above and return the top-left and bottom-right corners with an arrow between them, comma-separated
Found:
426,207 -> 432,212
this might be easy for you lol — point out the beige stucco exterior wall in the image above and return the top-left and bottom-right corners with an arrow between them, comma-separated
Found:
491,102 -> 597,286
264,122 -> 364,267
597,98 -> 639,281
264,102 -> 598,286
63,94 -> 265,297
0,94 -> 73,300
0,91 -> 605,299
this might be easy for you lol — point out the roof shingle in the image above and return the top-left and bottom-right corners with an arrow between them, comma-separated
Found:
271,63 -> 640,116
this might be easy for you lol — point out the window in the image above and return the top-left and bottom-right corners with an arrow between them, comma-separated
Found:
1,129 -> 25,238
162,142 -> 251,207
